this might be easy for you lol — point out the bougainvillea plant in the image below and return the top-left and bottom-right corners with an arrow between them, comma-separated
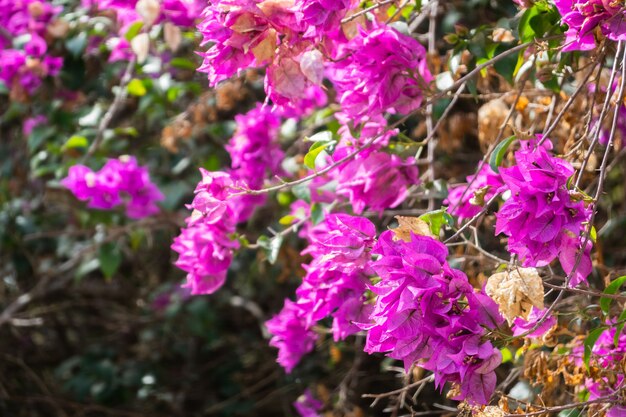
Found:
3,0 -> 626,416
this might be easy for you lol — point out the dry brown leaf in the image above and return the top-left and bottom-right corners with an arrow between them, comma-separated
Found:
492,28 -> 515,43
485,267 -> 544,324
392,216 -> 435,242
251,29 -> 277,64
478,99 -> 511,151
136,0 -> 160,27
478,406 -> 506,417
46,19 -> 69,38
131,33 -> 150,64
231,13 -> 258,33
257,0 -> 294,20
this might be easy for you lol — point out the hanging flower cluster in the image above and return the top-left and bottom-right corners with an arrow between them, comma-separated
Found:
171,104 -> 283,294
495,138 -> 593,286
361,231 -> 504,405
265,299 -> 318,373
0,0 -> 63,96
62,156 -> 163,218
266,214 -> 375,371
171,216 -> 239,295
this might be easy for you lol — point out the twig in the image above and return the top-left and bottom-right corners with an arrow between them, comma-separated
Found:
83,57 -> 136,160
520,40 -> 626,338
362,374 -> 434,405
444,192 -> 501,243
341,0 -> 397,24
505,392 -> 625,416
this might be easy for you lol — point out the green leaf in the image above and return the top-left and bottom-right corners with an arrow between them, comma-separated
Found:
278,215 -> 295,226
583,327 -> 606,370
614,309 -> 626,346
29,126 -> 56,152
65,33 -> 88,57
590,225 -> 597,243
310,203 -> 324,225
292,182 -> 311,203
518,5 -> 540,43
169,57 -> 197,70
127,78 -> 147,96
304,141 -> 329,169
257,235 -> 283,265
558,410 -> 580,417
98,243 -> 122,279
489,135 -> 517,173
600,275 -> 626,315
500,347 -> 513,364
63,135 -> 88,150
419,209 -> 454,236
124,21 -> 144,41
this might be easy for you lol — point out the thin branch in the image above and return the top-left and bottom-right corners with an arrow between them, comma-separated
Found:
341,0 -> 397,24
83,57 -> 136,160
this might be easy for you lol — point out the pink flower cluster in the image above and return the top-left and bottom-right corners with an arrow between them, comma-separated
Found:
329,24 -> 432,119
172,104 -> 283,294
62,156 -> 164,218
511,306 -> 557,338
197,0 -> 432,118
293,389 -> 323,417
0,0 -> 63,95
265,299 -> 318,373
334,151 -> 419,214
171,169 -> 242,295
304,114 -> 418,215
266,214 -> 375,372
295,0 -> 355,40
555,0 -> 626,51
445,164 -> 503,220
495,138 -> 593,286
265,213 -> 507,405
226,103 -> 282,203
572,326 -> 626,417
171,215 -> 239,294
361,231 -> 504,405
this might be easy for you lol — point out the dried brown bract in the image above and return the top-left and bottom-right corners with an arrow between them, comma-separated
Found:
486,267 -> 544,324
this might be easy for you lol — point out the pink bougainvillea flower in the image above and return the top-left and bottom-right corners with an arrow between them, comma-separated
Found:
266,299 -> 318,373
495,137 -> 593,286
335,152 -> 418,214
555,0 -> 626,51
62,156 -> 163,218
445,164 -> 504,220
171,216 -> 239,295
511,307 -> 557,338
293,389 -> 323,417
329,24 -> 432,119
360,231 -> 504,405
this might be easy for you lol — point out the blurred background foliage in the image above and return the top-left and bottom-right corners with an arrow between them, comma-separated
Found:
1,0 -> 625,416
